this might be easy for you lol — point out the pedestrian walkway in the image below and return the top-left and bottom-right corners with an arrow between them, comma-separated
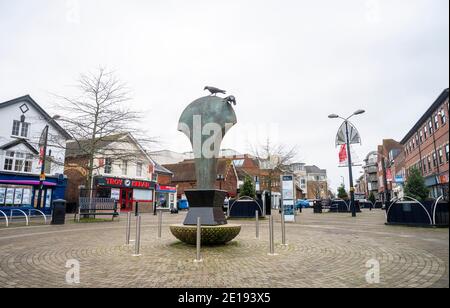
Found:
0,209 -> 448,288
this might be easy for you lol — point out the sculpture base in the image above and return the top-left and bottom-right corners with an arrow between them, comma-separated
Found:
170,224 -> 241,245
183,189 -> 228,226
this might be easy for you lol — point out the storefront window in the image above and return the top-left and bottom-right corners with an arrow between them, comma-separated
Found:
0,186 -> 33,206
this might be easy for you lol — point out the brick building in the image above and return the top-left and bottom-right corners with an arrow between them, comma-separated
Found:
377,139 -> 403,203
400,88 -> 449,199
163,158 -> 238,198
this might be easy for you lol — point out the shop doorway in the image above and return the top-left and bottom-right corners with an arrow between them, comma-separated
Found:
120,189 -> 133,212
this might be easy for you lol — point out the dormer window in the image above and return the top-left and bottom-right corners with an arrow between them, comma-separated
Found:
11,119 -> 30,138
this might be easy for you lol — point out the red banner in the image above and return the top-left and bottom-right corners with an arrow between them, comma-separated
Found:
386,168 -> 393,182
339,144 -> 347,163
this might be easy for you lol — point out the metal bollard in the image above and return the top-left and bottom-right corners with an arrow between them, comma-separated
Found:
268,215 -> 276,256
133,215 -> 142,257
255,210 -> 260,239
125,212 -> 131,245
281,204 -> 287,246
158,210 -> 162,239
194,217 -> 203,263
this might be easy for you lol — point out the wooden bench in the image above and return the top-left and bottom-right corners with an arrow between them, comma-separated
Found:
75,198 -> 119,222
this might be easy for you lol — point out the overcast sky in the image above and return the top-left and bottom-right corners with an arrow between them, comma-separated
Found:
1,0 -> 448,191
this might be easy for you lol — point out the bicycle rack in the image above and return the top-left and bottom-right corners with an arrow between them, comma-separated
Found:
386,196 -> 433,226
27,209 -> 48,225
9,209 -> 29,226
0,210 -> 8,227
432,195 -> 444,225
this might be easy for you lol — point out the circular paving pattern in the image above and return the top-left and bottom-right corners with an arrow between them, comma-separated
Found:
0,211 -> 447,288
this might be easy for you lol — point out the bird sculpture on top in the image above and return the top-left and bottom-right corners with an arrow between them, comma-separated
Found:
223,95 -> 237,106
204,86 -> 227,96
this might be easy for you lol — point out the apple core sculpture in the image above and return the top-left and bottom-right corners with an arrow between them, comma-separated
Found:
170,91 -> 241,245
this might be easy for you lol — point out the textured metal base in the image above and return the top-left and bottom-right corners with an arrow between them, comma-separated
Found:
183,190 -> 228,226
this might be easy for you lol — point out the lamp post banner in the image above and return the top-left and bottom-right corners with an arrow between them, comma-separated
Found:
335,121 -> 361,147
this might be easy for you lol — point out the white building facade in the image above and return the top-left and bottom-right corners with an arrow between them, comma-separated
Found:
0,95 -> 70,213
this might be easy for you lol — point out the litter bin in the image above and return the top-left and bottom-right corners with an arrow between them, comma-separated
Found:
52,199 -> 67,225
313,201 -> 323,214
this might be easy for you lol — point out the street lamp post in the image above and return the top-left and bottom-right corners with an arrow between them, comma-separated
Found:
36,115 -> 60,209
329,110 -> 365,218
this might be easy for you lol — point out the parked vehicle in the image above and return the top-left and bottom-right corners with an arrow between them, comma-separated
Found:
295,199 -> 310,209
177,199 -> 189,210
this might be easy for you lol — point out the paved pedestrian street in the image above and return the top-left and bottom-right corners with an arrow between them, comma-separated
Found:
0,209 -> 448,288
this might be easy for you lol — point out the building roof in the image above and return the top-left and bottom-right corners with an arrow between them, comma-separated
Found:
400,88 -> 449,144
65,133 -> 129,157
154,162 -> 173,175
163,159 -> 233,182
0,139 -> 39,154
0,95 -> 71,140
305,165 -> 327,175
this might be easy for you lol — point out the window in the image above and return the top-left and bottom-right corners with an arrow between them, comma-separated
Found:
419,131 -> 423,143
24,155 -> 33,172
21,123 -> 30,137
423,158 -> 427,174
14,153 -> 25,171
428,120 -> 433,134
440,109 -> 447,125
136,162 -> 143,177
432,152 -> 437,167
445,144 -> 449,162
121,160 -> 128,175
3,152 -> 33,173
11,120 -> 30,138
434,115 -> 439,130
3,151 -> 14,171
104,158 -> 112,174
12,121 -> 20,136
427,156 -> 432,170
423,127 -> 427,139
439,148 -> 444,165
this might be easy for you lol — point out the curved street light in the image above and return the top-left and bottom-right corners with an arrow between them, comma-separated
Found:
329,110 -> 365,217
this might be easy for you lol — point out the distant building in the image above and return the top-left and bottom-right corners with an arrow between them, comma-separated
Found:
400,88 -> 449,199
305,165 -> 328,199
362,151 -> 379,199
377,139 -> 403,203
163,158 -> 238,198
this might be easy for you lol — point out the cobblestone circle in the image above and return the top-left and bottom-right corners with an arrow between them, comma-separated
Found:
0,210 -> 448,288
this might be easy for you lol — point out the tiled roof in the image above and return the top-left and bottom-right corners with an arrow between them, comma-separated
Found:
163,159 -> 232,182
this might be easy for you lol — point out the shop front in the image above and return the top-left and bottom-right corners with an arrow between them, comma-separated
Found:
155,185 -> 177,210
94,176 -> 156,213
0,172 -> 67,215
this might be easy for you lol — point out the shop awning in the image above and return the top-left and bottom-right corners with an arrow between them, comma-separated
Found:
0,180 -> 57,186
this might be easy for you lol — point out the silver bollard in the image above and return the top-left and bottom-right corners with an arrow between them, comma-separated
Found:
126,212 -> 131,245
133,215 -> 142,257
256,210 -> 260,239
158,210 -> 162,239
268,215 -> 276,256
281,204 -> 287,246
194,217 -> 203,263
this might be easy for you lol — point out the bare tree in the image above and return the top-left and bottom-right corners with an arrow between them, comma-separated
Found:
250,137 -> 298,195
52,67 -> 156,193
